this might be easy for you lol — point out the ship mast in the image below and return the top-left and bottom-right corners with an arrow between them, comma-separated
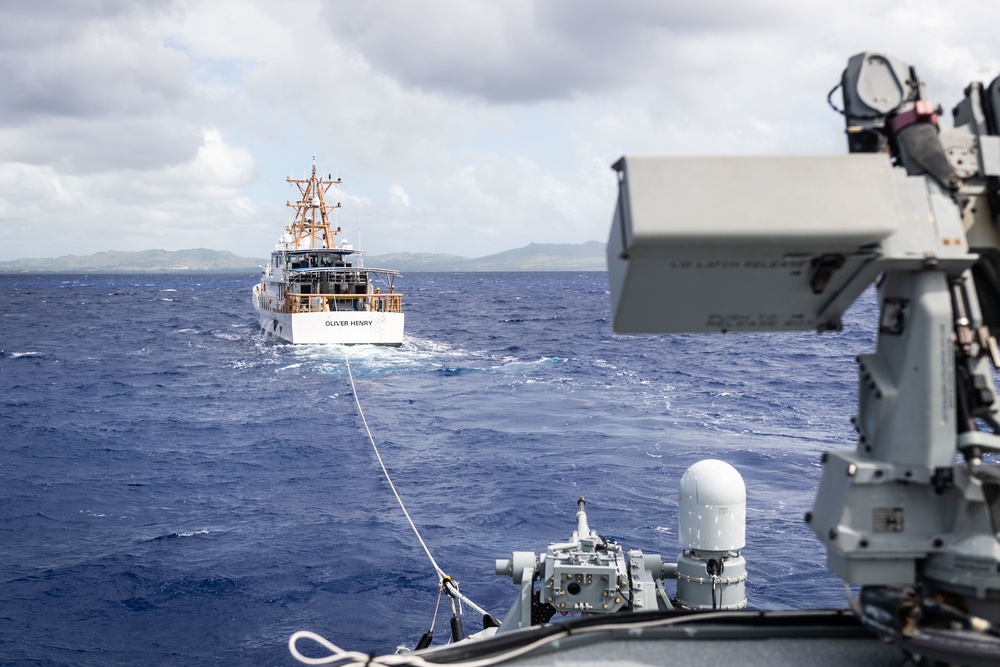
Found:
285,160 -> 342,249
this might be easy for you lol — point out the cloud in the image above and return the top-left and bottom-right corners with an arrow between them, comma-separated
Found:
0,2 -> 200,176
2,0 -> 1000,262
389,185 -> 411,208
318,0 -> 792,103
0,129 -> 262,258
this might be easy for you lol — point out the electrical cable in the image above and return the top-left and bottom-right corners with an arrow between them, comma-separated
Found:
826,81 -> 846,116
826,77 -> 918,120
843,583 -> 862,617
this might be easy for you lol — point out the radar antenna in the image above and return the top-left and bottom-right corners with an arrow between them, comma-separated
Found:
285,161 -> 342,250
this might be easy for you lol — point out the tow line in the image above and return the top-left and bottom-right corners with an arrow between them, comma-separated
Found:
289,348 -> 496,660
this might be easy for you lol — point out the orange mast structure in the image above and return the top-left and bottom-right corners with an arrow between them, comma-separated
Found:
285,161 -> 342,249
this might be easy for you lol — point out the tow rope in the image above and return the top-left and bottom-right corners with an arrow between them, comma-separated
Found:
341,348 -> 492,621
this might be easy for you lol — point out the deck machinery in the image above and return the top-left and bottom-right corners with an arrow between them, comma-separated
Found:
608,52 -> 1000,664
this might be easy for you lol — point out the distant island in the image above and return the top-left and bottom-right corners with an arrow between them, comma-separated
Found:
0,241 -> 607,273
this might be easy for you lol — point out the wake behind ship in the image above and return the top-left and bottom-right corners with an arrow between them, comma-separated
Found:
252,163 -> 403,345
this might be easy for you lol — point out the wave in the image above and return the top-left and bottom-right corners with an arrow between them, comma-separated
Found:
0,270 -> 874,663
143,529 -> 211,543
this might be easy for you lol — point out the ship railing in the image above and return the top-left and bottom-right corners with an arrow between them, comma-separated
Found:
286,293 -> 402,314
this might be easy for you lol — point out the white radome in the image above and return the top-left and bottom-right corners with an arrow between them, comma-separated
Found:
678,459 -> 747,552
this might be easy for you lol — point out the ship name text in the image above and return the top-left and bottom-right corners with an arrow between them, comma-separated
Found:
325,320 -> 374,327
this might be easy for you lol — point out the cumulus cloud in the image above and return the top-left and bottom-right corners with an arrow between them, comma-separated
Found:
389,185 -> 411,208
318,0 -> 792,103
0,129 -> 262,258
0,2 -> 196,173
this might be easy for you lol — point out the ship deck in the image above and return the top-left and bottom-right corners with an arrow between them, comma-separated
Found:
404,610 -> 924,666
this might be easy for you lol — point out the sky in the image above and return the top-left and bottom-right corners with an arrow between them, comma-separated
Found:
2,0 -> 1000,261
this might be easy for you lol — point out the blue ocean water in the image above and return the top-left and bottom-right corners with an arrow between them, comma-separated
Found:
0,271 -> 878,665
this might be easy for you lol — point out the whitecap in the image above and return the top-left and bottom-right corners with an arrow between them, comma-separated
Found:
177,529 -> 210,537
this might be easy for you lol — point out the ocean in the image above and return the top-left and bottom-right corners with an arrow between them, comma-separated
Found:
0,271 -> 878,665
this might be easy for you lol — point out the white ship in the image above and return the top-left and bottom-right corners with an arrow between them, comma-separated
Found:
252,163 -> 404,346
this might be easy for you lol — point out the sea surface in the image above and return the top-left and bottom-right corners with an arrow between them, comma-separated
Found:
0,271 -> 878,665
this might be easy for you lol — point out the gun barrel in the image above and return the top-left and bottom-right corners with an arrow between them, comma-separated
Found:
576,496 -> 591,536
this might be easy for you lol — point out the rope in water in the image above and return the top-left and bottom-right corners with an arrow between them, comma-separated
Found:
342,348 -> 491,619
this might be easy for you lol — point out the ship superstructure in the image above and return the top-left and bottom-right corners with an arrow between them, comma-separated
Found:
252,163 -> 403,345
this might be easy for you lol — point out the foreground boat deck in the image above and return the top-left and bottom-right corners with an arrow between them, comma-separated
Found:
505,634 -> 901,666
411,610 -> 908,667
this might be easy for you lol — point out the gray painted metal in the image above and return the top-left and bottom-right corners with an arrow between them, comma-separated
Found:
602,51 -> 1000,667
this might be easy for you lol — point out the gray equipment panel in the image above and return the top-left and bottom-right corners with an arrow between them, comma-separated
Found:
608,155 -> 902,333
